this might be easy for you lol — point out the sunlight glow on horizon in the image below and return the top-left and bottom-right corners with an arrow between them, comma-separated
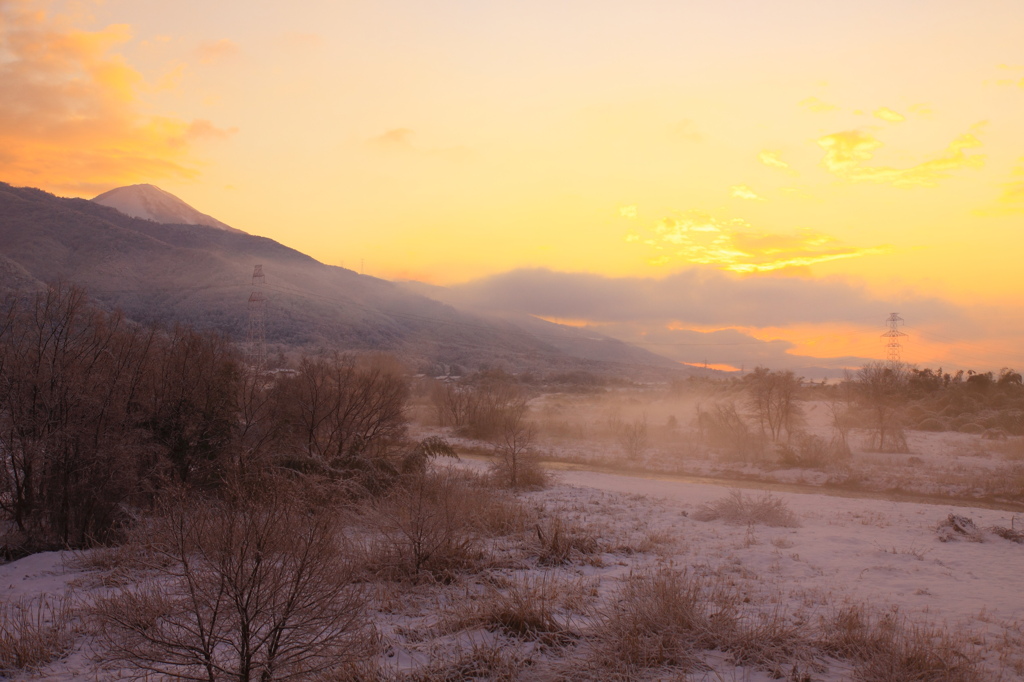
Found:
2,0 -> 1023,370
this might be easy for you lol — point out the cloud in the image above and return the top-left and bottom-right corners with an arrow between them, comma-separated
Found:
908,103 -> 933,117
799,96 -> 838,113
592,323 -> 874,371
628,211 -> 885,273
817,126 -> 984,187
974,158 -> 1024,216
730,185 -> 765,201
445,267 -> 962,331
873,107 -> 905,122
196,38 -> 239,64
758,150 -> 797,175
993,64 -> 1024,88
367,128 -> 472,161
619,205 -> 638,219
369,128 -> 417,151
0,1 -> 231,193
181,118 -> 238,142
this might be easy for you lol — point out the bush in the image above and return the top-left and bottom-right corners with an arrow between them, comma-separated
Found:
916,416 -> 947,432
776,433 -> 842,469
958,423 -> 985,434
364,470 -> 484,580
95,488 -> 375,680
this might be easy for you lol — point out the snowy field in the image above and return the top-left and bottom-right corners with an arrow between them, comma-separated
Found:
3,457 -> 1023,680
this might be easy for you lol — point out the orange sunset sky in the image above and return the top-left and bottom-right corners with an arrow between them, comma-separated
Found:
2,0 -> 1023,373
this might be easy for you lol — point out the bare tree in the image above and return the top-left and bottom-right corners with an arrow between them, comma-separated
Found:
96,489 -> 374,681
144,325 -> 240,485
0,284 -> 157,548
273,352 -> 409,480
744,367 -> 803,442
617,416 -> 649,460
491,398 -> 540,489
856,362 -> 909,453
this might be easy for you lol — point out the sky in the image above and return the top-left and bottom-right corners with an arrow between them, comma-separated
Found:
2,0 -> 1023,373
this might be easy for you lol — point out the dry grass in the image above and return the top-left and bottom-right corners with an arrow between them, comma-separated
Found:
397,640 -> 528,681
820,605 -> 985,681
571,566 -> 815,678
442,573 -> 580,647
694,489 -> 800,528
532,517 -> 601,566
586,566 -> 732,673
0,594 -> 76,673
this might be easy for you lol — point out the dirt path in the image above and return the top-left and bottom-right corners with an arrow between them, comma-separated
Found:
460,452 -> 1024,513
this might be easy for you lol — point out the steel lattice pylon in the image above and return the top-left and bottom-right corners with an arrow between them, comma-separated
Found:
247,264 -> 266,373
881,312 -> 907,365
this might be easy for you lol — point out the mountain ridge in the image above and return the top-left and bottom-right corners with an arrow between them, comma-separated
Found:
0,181 -> 689,379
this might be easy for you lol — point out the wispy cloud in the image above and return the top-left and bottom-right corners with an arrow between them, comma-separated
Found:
196,38 -> 240,64
367,128 -> 472,161
974,157 -> 1024,216
730,185 -> 765,201
758,150 -> 797,175
0,1 -> 233,193
992,64 -> 1024,88
799,96 -> 838,113
817,126 -> 984,187
627,211 -> 886,273
444,267 -> 960,331
873,107 -> 905,122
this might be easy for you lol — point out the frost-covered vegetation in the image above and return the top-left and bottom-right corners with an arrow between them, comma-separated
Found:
3,285 -> 1024,680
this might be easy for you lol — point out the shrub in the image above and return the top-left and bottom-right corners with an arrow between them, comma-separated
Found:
958,423 -> 985,434
776,433 -> 841,469
95,489 -> 375,680
693,490 -> 800,528
364,470 -> 484,580
916,416 -> 947,432
616,417 -> 649,460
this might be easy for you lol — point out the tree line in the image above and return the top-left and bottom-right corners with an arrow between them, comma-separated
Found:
0,283 -> 411,554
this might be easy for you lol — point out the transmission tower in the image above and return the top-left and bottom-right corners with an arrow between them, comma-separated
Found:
881,312 -> 907,365
247,264 -> 267,373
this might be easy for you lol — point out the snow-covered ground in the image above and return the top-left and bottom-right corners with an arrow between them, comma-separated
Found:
4,458 -> 1023,680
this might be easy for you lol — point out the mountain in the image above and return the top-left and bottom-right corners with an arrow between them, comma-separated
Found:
0,181 -> 687,379
92,184 -> 244,233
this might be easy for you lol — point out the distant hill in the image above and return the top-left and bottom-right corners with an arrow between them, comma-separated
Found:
92,184 -> 244,233
0,182 -> 687,379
